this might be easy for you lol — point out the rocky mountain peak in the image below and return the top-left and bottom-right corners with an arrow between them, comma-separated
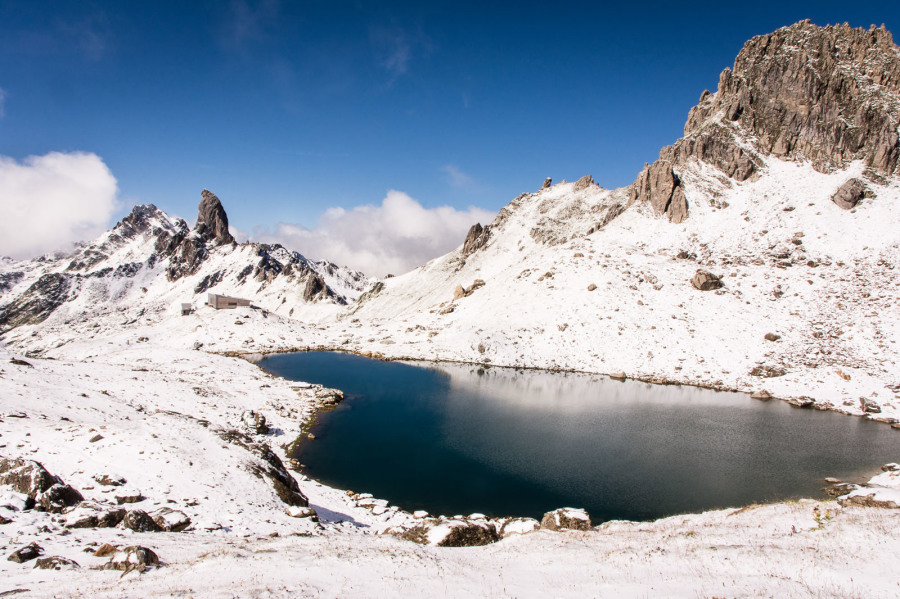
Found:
632,20 -> 900,223
196,190 -> 235,246
689,20 -> 900,175
118,204 -> 165,235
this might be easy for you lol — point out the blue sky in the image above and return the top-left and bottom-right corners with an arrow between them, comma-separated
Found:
1,1 -> 898,273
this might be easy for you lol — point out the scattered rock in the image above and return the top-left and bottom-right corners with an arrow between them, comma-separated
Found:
93,544 -> 118,557
587,284 -> 597,291
831,178 -> 869,210
115,489 -> 145,505
0,458 -> 60,499
285,506 -> 318,521
860,397 -> 882,414
7,543 -> 42,563
609,372 -> 627,381
241,411 -> 269,435
33,556 -> 79,570
751,390 -> 772,400
94,474 -> 126,487
151,508 -> 191,532
839,493 -> 900,510
89,434 -> 104,443
541,177 -> 552,189
786,396 -> 815,408
540,508 -> 591,531
120,510 -> 162,532
750,366 -> 786,378
100,546 -> 160,572
690,269 -> 724,291
498,517 -> 541,538
395,518 -> 500,547
452,285 -> 466,301
824,482 -> 859,498
37,484 -> 84,513
764,333 -> 781,342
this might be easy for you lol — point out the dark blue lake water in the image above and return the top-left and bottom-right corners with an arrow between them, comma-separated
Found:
259,351 -> 900,522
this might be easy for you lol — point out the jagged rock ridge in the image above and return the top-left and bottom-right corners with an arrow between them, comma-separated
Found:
0,191 -> 370,331
632,20 -> 900,222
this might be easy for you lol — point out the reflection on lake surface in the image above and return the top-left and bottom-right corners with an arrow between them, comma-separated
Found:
259,352 -> 900,521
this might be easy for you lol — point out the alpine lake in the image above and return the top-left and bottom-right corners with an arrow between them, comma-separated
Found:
259,351 -> 900,522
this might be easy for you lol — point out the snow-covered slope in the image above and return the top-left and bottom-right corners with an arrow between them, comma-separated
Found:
335,22 -> 900,420
0,191 -> 371,329
339,157 -> 900,419
2,20 -> 900,598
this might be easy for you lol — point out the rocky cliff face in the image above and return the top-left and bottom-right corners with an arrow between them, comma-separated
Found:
196,190 -> 235,246
632,20 -> 900,222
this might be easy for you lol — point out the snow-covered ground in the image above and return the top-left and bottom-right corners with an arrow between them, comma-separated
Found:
335,157 -> 900,422
1,279 -> 900,596
1,151 -> 900,597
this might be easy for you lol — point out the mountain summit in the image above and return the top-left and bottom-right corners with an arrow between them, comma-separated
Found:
632,20 -> 900,223
196,189 -> 235,246
0,191 -> 370,331
339,21 -> 900,417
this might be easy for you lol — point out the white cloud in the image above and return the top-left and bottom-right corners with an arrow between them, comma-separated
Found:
0,152 -> 119,260
441,164 -> 474,188
253,190 -> 495,277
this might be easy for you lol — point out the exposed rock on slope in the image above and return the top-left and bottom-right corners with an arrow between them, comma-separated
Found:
196,189 -> 235,246
632,20 -> 900,222
0,191 -> 370,331
335,21 -> 900,418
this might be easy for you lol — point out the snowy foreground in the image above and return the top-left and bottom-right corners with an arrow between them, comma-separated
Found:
2,305 -> 900,597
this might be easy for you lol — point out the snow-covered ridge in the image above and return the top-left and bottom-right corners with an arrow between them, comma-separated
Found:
0,193 -> 372,330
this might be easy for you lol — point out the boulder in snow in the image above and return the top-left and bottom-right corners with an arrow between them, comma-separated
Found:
120,509 -> 163,532
540,508 -> 591,531
690,269 -> 724,291
7,542 -> 43,563
34,556 -> 80,570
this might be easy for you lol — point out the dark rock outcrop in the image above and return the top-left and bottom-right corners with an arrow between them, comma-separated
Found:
0,458 -> 82,512
7,543 -> 42,563
100,546 -> 160,572
691,270 -> 724,291
121,510 -> 163,532
573,174 -> 595,191
217,430 -> 309,507
540,508 -> 592,531
393,517 -> 500,547
302,272 -> 328,302
688,22 -> 900,176
34,556 -> 79,570
0,458 -> 58,497
0,271 -> 24,293
37,483 -> 84,513
462,223 -> 492,257
0,273 -> 74,331
631,21 -> 900,222
831,178 -> 870,209
196,190 -> 235,246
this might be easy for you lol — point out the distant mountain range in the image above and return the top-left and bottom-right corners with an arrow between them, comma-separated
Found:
2,20 -> 899,417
